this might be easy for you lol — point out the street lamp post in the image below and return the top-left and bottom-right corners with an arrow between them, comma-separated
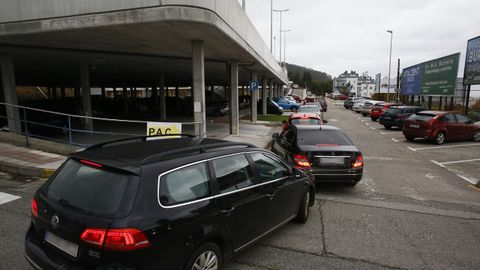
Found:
242,0 -> 246,10
273,9 -> 289,63
270,0 -> 273,53
281,29 -> 292,64
387,30 -> 393,102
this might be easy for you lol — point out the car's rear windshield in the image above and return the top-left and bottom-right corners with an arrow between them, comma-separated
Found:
291,118 -> 322,125
373,104 -> 384,108
297,130 -> 353,146
298,106 -> 318,113
385,108 -> 401,114
42,159 -> 138,217
410,113 -> 437,122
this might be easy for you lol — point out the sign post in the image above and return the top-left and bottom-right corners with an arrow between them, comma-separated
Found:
249,80 -> 259,92
463,36 -> 480,115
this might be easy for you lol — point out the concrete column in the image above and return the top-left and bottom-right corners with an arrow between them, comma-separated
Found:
0,55 -> 21,133
52,87 -> 57,99
80,65 -> 93,131
269,80 -> 274,99
61,87 -> 66,99
192,40 -> 206,139
230,62 -> 239,135
159,75 -> 166,122
250,72 -> 258,123
151,86 -> 158,105
101,87 -> 106,99
113,87 -> 117,100
261,77 -> 268,115
123,87 -> 129,115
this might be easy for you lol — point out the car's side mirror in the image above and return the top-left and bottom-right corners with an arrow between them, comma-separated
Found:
272,133 -> 280,139
322,120 -> 328,124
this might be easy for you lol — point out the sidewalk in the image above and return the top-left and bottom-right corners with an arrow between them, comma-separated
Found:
0,143 -> 66,178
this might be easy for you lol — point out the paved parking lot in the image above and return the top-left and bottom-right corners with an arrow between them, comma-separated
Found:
1,99 -> 479,270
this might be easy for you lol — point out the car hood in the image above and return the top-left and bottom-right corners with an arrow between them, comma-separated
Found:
298,145 -> 359,153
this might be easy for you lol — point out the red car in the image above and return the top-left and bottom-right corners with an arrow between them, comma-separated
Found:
403,111 -> 480,145
370,103 -> 397,121
283,113 -> 324,131
337,94 -> 348,100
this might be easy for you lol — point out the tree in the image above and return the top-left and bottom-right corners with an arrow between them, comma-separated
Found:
288,71 -> 301,84
302,71 -> 313,87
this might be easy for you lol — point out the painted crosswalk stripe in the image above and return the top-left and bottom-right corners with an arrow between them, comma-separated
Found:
0,192 -> 21,205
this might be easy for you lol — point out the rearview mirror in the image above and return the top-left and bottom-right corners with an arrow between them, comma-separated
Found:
272,133 -> 280,139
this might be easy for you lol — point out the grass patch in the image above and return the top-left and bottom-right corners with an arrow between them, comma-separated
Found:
257,115 -> 289,122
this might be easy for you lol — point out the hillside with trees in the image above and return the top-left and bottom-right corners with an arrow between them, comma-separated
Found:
286,63 -> 332,95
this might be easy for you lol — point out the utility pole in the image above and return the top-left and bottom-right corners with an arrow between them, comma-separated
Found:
396,58 -> 400,103
274,9 -> 289,63
270,0 -> 273,53
282,29 -> 291,65
242,0 -> 246,10
387,30 -> 393,102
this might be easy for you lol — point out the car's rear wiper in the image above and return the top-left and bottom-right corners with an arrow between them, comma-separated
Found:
58,198 -> 94,215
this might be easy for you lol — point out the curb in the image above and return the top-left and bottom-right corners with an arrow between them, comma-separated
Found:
0,161 -> 57,178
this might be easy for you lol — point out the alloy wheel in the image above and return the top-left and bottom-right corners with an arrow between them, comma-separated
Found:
474,131 -> 480,142
192,251 -> 218,270
435,132 -> 445,145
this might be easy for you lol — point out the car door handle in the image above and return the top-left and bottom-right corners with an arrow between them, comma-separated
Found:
266,192 -> 278,199
220,207 -> 235,215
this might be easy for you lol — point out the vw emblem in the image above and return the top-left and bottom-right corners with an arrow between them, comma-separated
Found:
51,215 -> 60,229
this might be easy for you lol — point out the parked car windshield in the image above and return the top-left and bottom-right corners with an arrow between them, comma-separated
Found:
385,108 -> 401,114
291,118 -> 322,125
410,113 -> 437,122
42,159 -> 138,217
296,130 -> 353,146
298,106 -> 319,113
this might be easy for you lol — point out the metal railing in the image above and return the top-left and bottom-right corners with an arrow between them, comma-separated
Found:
0,102 -> 203,147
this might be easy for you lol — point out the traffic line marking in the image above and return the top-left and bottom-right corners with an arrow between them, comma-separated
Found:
0,192 -> 21,205
380,132 -> 387,135
392,138 -> 400,143
431,160 -> 478,185
408,143 -> 480,151
370,127 -> 376,130
438,158 -> 480,165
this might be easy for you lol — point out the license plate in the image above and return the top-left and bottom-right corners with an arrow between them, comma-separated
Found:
44,231 -> 79,258
383,116 -> 391,120
410,124 -> 420,128
318,157 -> 345,165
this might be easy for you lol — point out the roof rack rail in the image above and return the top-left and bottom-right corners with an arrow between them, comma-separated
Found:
86,134 -> 196,151
140,142 -> 257,164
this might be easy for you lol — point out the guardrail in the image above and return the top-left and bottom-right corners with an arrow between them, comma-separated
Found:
0,102 -> 203,147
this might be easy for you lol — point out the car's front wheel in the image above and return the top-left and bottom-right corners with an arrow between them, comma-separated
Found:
295,190 -> 311,223
473,130 -> 480,142
384,124 -> 392,130
185,243 -> 222,270
371,117 -> 378,121
434,132 -> 446,145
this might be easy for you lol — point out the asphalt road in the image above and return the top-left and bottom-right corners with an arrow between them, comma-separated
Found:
1,99 -> 479,269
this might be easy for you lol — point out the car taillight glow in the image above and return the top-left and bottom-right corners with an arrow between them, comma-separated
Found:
79,159 -> 103,168
293,154 -> 311,169
31,198 -> 38,217
353,155 -> 364,168
81,228 -> 150,251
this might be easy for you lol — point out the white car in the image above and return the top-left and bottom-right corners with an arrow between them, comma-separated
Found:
361,100 -> 384,116
352,100 -> 367,113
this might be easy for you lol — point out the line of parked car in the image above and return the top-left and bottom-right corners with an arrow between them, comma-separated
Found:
344,97 -> 480,145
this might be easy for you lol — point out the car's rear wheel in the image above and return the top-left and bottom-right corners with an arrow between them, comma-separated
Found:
384,124 -> 392,130
405,136 -> 415,141
295,191 -> 310,223
185,243 -> 222,270
434,132 -> 446,145
371,117 -> 378,121
345,182 -> 357,187
362,113 -> 368,117
473,130 -> 480,142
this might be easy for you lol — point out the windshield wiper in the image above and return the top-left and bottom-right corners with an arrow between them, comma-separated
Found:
58,198 -> 94,215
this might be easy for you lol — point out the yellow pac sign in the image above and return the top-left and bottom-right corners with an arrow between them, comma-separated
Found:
146,122 -> 182,139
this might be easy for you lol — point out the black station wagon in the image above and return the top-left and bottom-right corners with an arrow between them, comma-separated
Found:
25,136 -> 315,270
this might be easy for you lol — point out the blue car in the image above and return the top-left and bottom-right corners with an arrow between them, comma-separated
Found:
273,97 -> 299,112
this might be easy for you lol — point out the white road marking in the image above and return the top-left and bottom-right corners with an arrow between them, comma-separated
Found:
0,192 -> 21,205
329,119 -> 338,122
431,160 -> 478,185
392,138 -> 400,143
370,126 -> 376,130
361,119 -> 365,122
409,143 -> 480,151
365,122 -> 370,126
407,146 -> 417,152
437,158 -> 480,165
380,132 -> 387,135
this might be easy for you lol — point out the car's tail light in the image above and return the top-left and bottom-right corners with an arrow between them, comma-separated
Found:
31,198 -> 38,218
294,154 -> 311,169
81,228 -> 150,251
80,159 -> 103,168
353,155 -> 364,168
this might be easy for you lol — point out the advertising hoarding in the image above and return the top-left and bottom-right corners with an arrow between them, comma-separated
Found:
401,53 -> 460,96
464,36 -> 480,85
401,65 -> 421,95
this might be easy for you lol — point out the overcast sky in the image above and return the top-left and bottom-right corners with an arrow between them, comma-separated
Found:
240,0 -> 480,80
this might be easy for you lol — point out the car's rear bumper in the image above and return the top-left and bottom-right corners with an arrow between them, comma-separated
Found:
403,129 -> 434,139
309,168 -> 363,183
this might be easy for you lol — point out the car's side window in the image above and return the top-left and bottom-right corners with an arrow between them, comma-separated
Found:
250,153 -> 289,182
444,114 -> 456,123
159,163 -> 210,206
212,154 -> 255,193
404,109 -> 413,114
455,114 -> 471,124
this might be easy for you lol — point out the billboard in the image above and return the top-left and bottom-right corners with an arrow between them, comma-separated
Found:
464,36 -> 480,85
401,65 -> 421,95
401,53 -> 460,96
